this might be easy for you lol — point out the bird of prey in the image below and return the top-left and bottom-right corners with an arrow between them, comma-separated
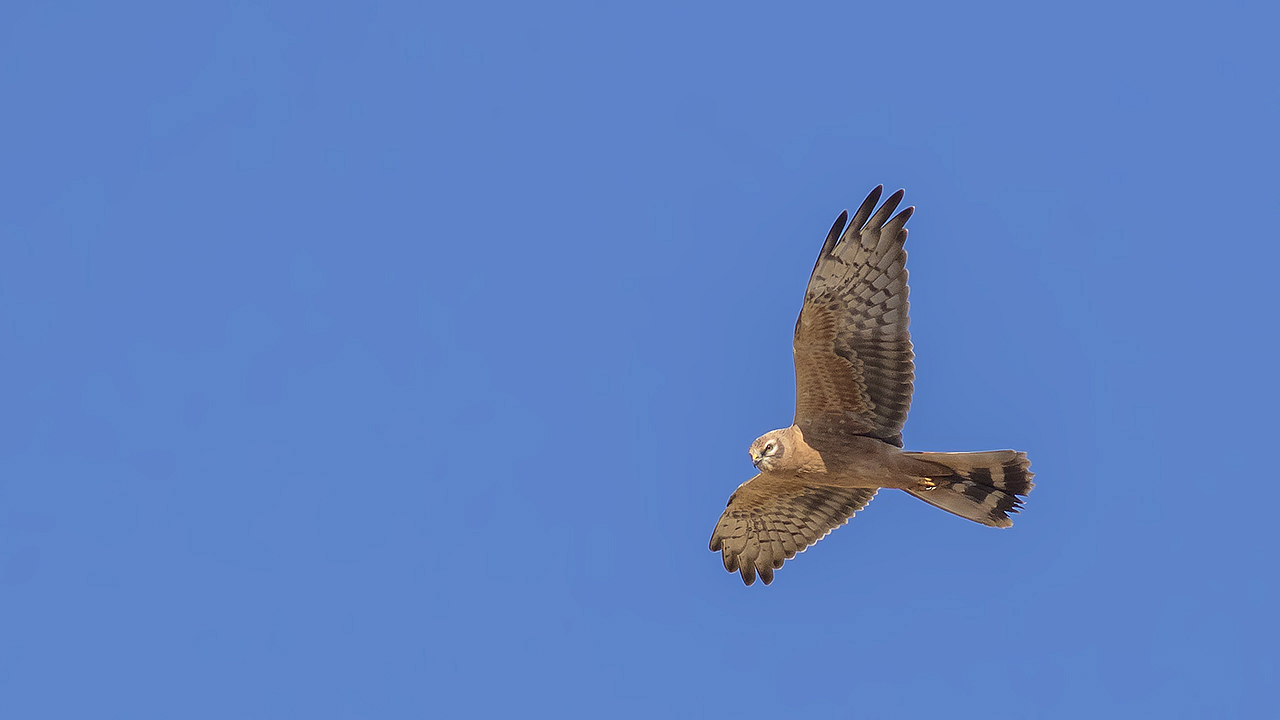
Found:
708,186 -> 1034,585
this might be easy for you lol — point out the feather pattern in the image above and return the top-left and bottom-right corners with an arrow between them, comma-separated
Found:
709,475 -> 877,586
793,186 -> 915,447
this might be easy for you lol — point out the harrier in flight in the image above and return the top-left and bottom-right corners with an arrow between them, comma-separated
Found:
709,186 -> 1034,585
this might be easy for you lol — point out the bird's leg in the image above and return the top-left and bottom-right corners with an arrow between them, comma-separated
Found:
912,477 -> 937,492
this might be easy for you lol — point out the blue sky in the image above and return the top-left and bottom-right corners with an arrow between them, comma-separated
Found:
3,1 -> 1278,717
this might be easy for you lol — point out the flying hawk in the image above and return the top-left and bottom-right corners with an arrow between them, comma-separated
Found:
709,186 -> 1034,585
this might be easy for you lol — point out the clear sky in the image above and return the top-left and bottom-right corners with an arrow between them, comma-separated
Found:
3,1 -> 1278,717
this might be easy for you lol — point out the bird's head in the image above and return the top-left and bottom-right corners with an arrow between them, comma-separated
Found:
749,429 -> 789,472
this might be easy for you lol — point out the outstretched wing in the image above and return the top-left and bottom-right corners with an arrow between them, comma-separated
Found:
708,474 -> 877,585
792,186 -> 915,446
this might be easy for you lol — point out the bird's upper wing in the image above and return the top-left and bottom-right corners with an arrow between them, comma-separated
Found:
792,186 -> 915,447
708,473 -> 877,585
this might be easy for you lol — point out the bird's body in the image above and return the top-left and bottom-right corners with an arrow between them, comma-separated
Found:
709,186 -> 1035,585
751,427 -> 924,489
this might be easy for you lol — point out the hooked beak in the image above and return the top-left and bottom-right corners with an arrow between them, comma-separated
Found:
751,452 -> 762,468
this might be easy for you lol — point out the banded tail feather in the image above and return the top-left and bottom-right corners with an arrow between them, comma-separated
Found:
904,450 -> 1034,528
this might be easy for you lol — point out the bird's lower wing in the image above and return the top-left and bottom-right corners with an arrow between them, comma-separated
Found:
709,475 -> 877,585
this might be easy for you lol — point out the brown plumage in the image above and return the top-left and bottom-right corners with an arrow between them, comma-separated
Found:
709,186 -> 1035,585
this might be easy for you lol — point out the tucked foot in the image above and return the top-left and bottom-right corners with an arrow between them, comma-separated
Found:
913,477 -> 938,492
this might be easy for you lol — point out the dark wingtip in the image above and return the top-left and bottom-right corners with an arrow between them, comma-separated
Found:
819,210 -> 848,257
849,186 -> 886,234
887,205 -> 915,234
865,188 -> 907,231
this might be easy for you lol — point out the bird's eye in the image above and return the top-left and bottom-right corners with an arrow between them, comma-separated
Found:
765,443 -> 776,454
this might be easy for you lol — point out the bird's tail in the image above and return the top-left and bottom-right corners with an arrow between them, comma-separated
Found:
902,450 -> 1034,528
